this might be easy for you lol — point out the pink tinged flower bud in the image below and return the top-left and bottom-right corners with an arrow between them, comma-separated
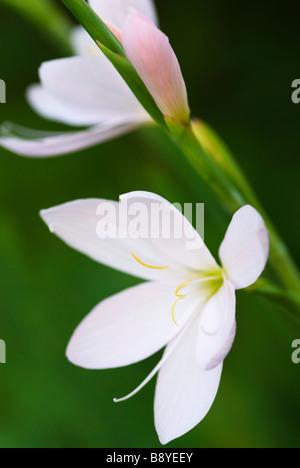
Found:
122,10 -> 190,124
104,21 -> 122,44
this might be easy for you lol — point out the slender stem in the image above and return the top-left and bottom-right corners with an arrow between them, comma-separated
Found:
60,0 -> 166,126
247,279 -> 300,320
192,120 -> 300,293
267,229 -> 300,293
140,128 -> 300,314
57,0 -> 300,300
165,117 -> 246,211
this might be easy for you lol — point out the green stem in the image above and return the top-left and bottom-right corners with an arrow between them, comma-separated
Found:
60,0 -> 166,126
59,0 -> 300,302
140,127 -> 300,314
247,279 -> 300,320
165,117 -> 246,212
267,230 -> 300,294
190,119 -> 300,294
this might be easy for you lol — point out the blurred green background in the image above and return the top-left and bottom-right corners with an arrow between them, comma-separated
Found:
0,0 -> 299,448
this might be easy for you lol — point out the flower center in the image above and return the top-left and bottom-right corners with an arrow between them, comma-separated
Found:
131,253 -> 224,326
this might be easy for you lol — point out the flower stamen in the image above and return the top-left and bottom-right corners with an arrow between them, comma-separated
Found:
171,274 -> 224,327
131,253 -> 169,270
172,279 -> 193,326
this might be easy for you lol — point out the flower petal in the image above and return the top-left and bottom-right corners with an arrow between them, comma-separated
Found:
0,124 -> 137,157
27,85 -> 95,127
36,55 -> 148,126
122,10 -> 190,122
71,26 -> 101,57
88,0 -> 158,29
40,193 -> 219,280
120,191 -> 219,274
154,315 -> 223,445
219,205 -> 269,289
196,280 -> 236,371
66,280 -> 197,369
40,197 -> 181,280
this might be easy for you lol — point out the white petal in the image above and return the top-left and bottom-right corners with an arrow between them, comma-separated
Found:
27,84 -> 147,128
0,124 -> 137,157
40,192 -> 221,281
88,0 -> 158,29
66,280 -> 197,369
196,280 -> 236,371
219,205 -> 269,289
120,191 -> 219,274
40,198 -> 179,280
27,85 -> 96,127
71,26 -> 101,57
36,56 -> 148,126
154,315 -> 223,445
41,195 -> 212,280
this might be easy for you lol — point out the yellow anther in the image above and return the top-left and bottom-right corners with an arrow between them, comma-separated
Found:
172,298 -> 182,327
172,279 -> 193,327
131,253 -> 195,327
131,253 -> 169,270
175,279 -> 193,297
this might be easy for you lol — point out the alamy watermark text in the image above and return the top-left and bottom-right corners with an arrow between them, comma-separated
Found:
292,79 -> 300,104
0,340 -> 6,364
0,79 -> 6,104
95,200 -> 205,250
291,339 -> 300,364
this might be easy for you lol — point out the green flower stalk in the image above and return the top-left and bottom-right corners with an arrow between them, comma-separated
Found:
0,0 -> 299,312
59,0 -> 300,307
61,0 -> 166,126
191,119 -> 300,294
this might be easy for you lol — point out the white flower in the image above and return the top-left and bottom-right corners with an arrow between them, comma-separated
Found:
0,0 -> 189,157
40,191 -> 269,444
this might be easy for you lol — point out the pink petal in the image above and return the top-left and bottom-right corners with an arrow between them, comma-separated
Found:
88,0 -> 158,29
122,10 -> 190,123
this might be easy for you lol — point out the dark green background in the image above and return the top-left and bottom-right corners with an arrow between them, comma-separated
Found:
0,0 -> 299,448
